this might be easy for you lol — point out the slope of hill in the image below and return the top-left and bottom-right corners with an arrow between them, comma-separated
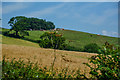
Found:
1,34 -> 39,47
2,28 -> 119,50
58,30 -> 119,48
24,29 -> 118,49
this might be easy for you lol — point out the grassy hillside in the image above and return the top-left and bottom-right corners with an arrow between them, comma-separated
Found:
2,28 -> 119,50
58,30 -> 118,48
24,30 -> 118,49
1,34 -> 39,47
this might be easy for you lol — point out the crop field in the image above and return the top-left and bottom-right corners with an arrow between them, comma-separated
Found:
2,44 -> 97,77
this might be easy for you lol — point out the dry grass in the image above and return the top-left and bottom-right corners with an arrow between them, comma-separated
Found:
2,44 -> 97,77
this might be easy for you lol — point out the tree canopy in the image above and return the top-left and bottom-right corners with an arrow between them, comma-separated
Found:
8,16 -> 55,37
8,16 -> 29,37
9,16 -> 55,31
39,32 -> 66,49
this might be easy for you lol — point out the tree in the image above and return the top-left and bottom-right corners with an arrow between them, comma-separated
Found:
39,32 -> 67,71
39,32 -> 66,49
8,16 -> 29,37
8,16 -> 55,32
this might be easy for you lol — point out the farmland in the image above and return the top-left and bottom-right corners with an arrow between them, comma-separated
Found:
1,28 -> 119,79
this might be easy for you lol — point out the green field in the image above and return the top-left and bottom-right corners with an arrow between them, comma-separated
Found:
25,30 -> 118,49
1,34 -> 39,47
1,28 -> 119,50
58,30 -> 119,48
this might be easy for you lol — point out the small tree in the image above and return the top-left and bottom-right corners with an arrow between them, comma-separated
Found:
39,32 -> 66,49
39,32 -> 67,71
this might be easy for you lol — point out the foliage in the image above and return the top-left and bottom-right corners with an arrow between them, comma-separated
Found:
8,16 -> 29,37
84,43 -> 120,80
25,17 -> 55,30
39,32 -> 67,49
64,45 -> 83,52
84,43 -> 100,53
9,16 -> 55,31
98,41 -> 119,55
2,56 -> 86,79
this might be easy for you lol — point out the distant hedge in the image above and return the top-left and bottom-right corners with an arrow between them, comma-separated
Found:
84,43 -> 100,53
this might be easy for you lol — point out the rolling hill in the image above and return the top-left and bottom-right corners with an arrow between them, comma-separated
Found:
1,28 -> 119,50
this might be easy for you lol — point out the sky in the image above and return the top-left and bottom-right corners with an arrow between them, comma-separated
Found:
1,1 -> 119,37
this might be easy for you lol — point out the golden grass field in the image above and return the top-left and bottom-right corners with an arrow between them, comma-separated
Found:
2,44 -> 97,77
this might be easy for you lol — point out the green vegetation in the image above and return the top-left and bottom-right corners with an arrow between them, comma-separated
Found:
8,16 -> 29,37
2,56 -> 85,79
39,32 -> 66,49
83,43 -> 100,53
1,34 -> 39,47
8,16 -> 55,31
84,43 -> 120,80
2,28 -> 119,53
58,30 -> 119,48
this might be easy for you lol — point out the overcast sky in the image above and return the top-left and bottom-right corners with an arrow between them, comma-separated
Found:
1,1 -> 119,37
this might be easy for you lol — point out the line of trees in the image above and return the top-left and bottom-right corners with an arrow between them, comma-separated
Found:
8,16 -> 55,37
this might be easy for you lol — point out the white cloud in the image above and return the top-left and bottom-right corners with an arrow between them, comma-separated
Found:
2,0 -> 120,2
26,3 -> 65,17
102,30 -> 107,35
3,3 -> 28,14
102,30 -> 118,37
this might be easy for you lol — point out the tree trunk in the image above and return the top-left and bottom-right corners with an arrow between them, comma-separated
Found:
16,31 -> 18,36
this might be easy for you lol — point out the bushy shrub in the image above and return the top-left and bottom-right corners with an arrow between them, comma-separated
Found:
84,43 -> 120,80
64,45 -> 83,52
84,43 -> 100,53
98,41 -> 117,55
39,32 -> 67,49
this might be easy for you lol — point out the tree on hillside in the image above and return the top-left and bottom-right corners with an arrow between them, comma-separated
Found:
8,16 -> 55,37
8,16 -> 29,37
39,32 -> 66,49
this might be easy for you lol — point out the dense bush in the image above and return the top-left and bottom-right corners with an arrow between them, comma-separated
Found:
64,45 -> 83,52
84,43 -> 120,80
98,41 -> 118,55
39,32 -> 67,49
84,43 -> 100,53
